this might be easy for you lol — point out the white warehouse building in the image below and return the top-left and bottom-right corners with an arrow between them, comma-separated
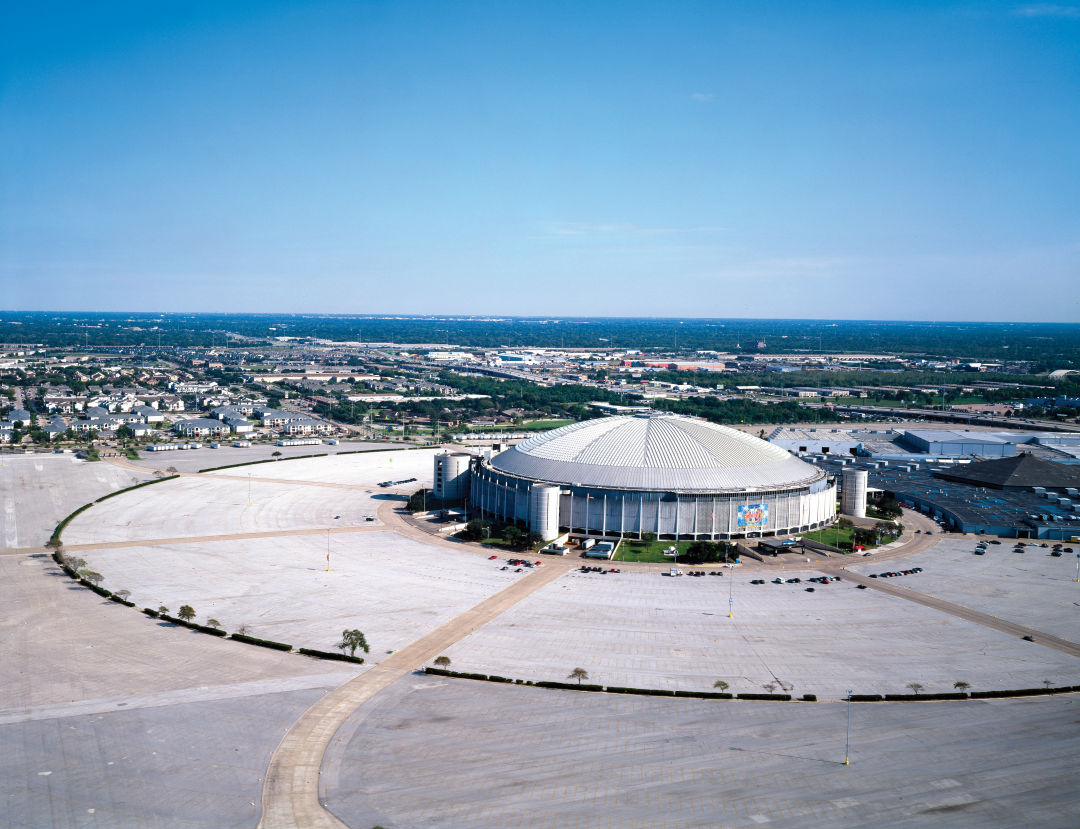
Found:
468,413 -> 836,541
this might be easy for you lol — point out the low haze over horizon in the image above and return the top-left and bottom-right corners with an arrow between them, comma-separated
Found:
2,1 -> 1078,321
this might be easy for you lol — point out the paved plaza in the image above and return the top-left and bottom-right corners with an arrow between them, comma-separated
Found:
2,448 -> 1079,827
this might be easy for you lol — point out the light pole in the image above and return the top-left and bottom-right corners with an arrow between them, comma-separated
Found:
728,565 -> 734,618
326,527 -> 331,572
1075,552 -> 1079,583
844,688 -> 853,766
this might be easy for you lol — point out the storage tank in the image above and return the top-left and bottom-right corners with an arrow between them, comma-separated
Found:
841,468 -> 868,518
434,452 -> 471,501
529,484 -> 561,541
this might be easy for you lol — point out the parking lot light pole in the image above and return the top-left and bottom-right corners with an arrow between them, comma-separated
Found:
1075,553 -> 1079,583
728,569 -> 734,618
844,689 -> 853,766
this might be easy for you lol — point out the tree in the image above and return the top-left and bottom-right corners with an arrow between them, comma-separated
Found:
65,556 -> 87,572
114,589 -> 131,601
683,540 -> 735,564
406,490 -> 428,512
272,450 -> 282,457
953,681 -> 970,692
433,655 -> 451,669
116,425 -> 133,444
79,570 -> 103,586
907,682 -> 924,695
177,604 -> 196,622
568,667 -> 589,685
502,526 -> 525,548
763,682 -> 777,693
641,532 -> 658,544
1043,679 -> 1054,690
338,629 -> 369,657
458,519 -> 491,542
157,605 -> 169,615
713,680 -> 729,692
206,618 -> 222,629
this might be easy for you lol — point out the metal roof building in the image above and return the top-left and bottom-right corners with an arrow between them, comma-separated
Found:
470,414 -> 836,541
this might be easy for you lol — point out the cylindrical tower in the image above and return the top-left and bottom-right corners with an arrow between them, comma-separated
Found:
529,484 -> 561,541
434,452 -> 471,501
841,468 -> 868,518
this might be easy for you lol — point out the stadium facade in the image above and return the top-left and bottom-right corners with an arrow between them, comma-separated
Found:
466,413 -> 836,541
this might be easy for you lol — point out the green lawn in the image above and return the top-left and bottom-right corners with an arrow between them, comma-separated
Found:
800,526 -> 857,549
614,540 -> 695,563
522,419 -> 574,430
799,525 -> 899,551
480,537 -> 544,552
462,420 -> 573,434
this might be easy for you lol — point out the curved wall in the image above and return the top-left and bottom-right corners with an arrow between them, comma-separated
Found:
471,460 -> 835,540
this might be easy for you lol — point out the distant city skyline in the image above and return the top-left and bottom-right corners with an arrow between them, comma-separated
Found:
2,1 -> 1078,321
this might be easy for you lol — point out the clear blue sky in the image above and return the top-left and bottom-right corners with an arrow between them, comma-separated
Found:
2,1 -> 1077,320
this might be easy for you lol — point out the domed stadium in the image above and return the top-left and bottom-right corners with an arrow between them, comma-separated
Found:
469,413 -> 836,541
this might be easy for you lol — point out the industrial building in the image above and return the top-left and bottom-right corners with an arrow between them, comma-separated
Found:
768,426 -> 1080,463
811,452 -> 1080,539
464,414 -> 836,542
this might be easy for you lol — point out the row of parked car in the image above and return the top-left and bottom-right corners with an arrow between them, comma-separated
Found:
490,556 -> 544,573
748,575 -> 841,592
869,567 -> 923,579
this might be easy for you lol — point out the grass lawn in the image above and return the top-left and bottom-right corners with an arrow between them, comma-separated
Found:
463,420 -> 573,434
615,540 -> 695,563
800,526 -> 857,549
480,538 -> 543,553
521,419 -> 574,430
799,525 -> 899,551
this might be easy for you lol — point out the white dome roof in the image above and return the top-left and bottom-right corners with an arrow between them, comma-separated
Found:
489,414 -> 823,492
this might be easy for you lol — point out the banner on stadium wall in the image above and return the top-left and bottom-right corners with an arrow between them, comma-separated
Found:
737,503 -> 768,527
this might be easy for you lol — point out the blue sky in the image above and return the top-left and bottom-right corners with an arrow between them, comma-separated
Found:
2,1 -> 1078,320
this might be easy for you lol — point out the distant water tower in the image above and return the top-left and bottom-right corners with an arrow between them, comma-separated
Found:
841,468 -> 868,518
434,453 -> 471,501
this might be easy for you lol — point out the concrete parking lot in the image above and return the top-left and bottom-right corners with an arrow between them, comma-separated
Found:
0,454 -> 153,549
68,531 -> 525,657
4,447 -> 1080,827
440,567 -> 1080,697
62,475 -> 391,543
324,673 -> 1080,829
852,537 -> 1080,642
128,440 -> 406,474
